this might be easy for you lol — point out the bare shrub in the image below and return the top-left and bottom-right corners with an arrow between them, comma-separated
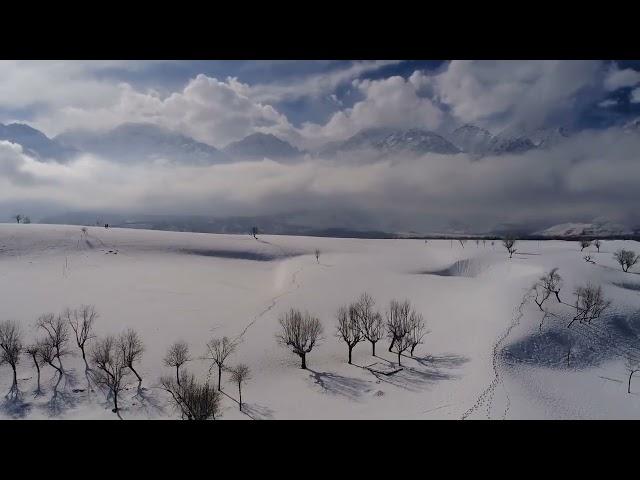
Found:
594,239 -> 601,252
580,239 -> 591,251
567,284 -> 611,328
315,249 -> 320,263
65,305 -> 98,370
336,305 -> 363,364
229,364 -> 251,411
0,320 -> 23,397
276,309 -> 323,369
160,372 -> 221,420
533,268 -> 563,310
614,249 -> 639,273
353,292 -> 383,356
164,341 -> 191,386
204,336 -> 237,391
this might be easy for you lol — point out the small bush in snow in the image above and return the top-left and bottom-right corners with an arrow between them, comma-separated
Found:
502,236 -> 517,258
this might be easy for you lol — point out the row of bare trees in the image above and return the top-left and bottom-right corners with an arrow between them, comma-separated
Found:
276,294 -> 427,370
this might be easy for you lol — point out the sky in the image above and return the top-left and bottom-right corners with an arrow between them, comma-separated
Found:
1,60 -> 640,233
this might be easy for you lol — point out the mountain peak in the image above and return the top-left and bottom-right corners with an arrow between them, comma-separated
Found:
224,132 -> 301,159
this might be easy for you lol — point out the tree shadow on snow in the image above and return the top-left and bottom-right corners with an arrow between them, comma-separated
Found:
307,369 -> 373,401
0,395 -> 33,419
242,402 -> 275,420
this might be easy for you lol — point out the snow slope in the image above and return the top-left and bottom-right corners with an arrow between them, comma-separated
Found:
1,224 -> 639,419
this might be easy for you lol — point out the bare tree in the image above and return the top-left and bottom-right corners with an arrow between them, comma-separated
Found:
386,299 -> 409,353
502,236 -> 517,258
160,372 -> 221,420
205,336 -> 236,391
65,305 -> 98,370
567,284 -> 611,328
594,239 -> 601,253
458,239 -> 466,249
533,268 -> 563,310
475,239 -> 480,247
36,313 -> 69,371
614,249 -> 639,273
164,341 -> 191,386
336,305 -> 363,364
579,239 -> 591,251
315,248 -> 320,263
251,226 -> 259,239
229,364 -> 251,411
120,328 -> 144,388
23,216 -> 31,224
626,357 -> 640,394
15,214 -> 21,224
408,311 -> 427,357
38,338 -> 63,380
276,309 -> 323,369
25,344 -> 44,395
0,320 -> 23,397
353,293 -> 383,356
90,335 -> 130,414
385,299 -> 412,366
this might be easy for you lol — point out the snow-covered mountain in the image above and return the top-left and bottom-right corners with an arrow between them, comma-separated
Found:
56,123 -> 229,165
0,122 -> 78,161
534,221 -> 634,237
623,117 -> 640,132
223,132 -> 302,160
449,125 -> 494,156
320,127 -> 460,156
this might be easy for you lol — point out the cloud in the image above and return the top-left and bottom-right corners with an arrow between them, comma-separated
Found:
598,99 -> 619,108
631,87 -> 640,104
604,65 -> 640,91
4,126 -> 640,232
297,75 -> 444,148
430,60 -> 604,131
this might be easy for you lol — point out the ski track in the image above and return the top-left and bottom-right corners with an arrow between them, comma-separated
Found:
462,288 -> 532,420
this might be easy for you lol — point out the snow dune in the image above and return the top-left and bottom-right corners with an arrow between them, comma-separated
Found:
1,224 -> 639,419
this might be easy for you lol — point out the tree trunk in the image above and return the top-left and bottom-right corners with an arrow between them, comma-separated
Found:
176,365 -> 181,386
398,351 -> 402,366
218,365 -> 222,391
113,390 -> 119,412
348,346 -> 352,364
81,346 -> 89,370
11,365 -> 17,390
301,353 -> 306,369
411,344 -> 416,357
566,347 -> 571,367
372,341 -> 376,356
130,364 -> 142,384
34,358 -> 41,392
388,338 -> 395,353
629,370 -> 636,394
238,385 -> 242,411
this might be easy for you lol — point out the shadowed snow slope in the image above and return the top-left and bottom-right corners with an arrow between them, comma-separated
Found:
1,224 -> 640,419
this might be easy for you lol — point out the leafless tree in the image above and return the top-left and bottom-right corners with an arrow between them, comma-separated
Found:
502,236 -> 517,258
386,299 -> 413,366
276,309 -> 323,369
229,364 -> 251,411
567,284 -> 611,328
626,357 -> 640,394
36,313 -> 69,371
160,372 -> 221,420
614,249 -> 639,273
579,239 -> 591,251
120,328 -> 144,388
164,341 -> 191,386
25,344 -> 44,395
458,239 -> 466,249
15,214 -> 21,224
594,239 -> 601,253
353,292 -> 383,356
336,305 -> 363,364
81,226 -> 88,236
90,335 -> 130,414
65,305 -> 98,370
251,226 -> 259,239
315,249 -> 320,263
38,338 -> 63,380
408,311 -> 427,357
475,239 -> 480,247
0,320 -> 23,397
205,336 -> 236,391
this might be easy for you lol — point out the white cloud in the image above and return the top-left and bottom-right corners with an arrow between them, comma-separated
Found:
297,75 -> 444,148
604,65 -> 640,91
430,60 -> 604,131
631,87 -> 640,104
598,99 -> 618,108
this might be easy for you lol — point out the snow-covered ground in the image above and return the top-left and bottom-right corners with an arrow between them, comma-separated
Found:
1,224 -> 639,419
